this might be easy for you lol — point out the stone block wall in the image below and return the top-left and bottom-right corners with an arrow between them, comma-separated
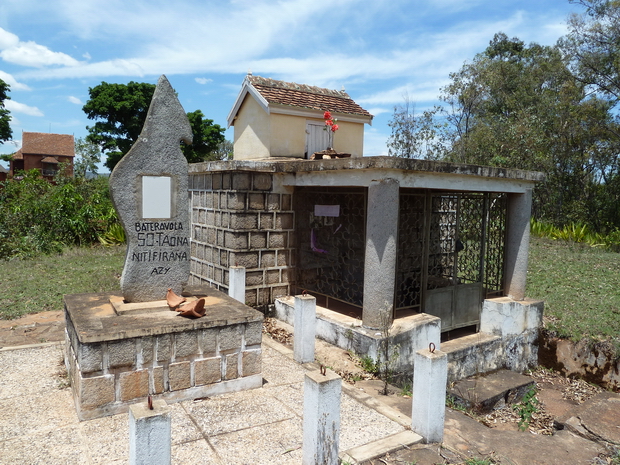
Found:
65,315 -> 262,420
189,170 -> 295,307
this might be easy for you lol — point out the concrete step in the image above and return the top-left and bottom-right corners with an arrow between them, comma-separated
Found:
448,369 -> 535,413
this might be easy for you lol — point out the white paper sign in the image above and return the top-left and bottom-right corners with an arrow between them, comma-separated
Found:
142,176 -> 172,218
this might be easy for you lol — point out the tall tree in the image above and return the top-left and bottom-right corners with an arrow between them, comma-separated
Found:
560,0 -> 620,103
181,110 -> 226,163
387,96 -> 445,160
0,79 -> 12,144
74,137 -> 102,178
83,81 -> 155,170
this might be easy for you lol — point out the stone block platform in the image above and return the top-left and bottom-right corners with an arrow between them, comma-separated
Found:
64,286 -> 263,420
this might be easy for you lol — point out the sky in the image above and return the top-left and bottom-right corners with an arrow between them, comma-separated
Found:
0,0 -> 582,172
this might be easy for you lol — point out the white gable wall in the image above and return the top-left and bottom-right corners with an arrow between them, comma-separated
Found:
233,96 -> 270,160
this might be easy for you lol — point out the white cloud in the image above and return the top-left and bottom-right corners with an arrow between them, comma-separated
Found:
195,77 -> 212,85
68,96 -> 82,104
0,27 -> 19,49
0,71 -> 30,91
1,41 -> 80,68
4,100 -> 43,116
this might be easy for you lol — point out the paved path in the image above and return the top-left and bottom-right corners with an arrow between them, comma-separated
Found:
1,312 -> 618,464
0,317 -> 415,464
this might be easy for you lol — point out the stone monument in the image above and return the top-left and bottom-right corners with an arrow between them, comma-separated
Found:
109,75 -> 192,302
64,76 -> 263,420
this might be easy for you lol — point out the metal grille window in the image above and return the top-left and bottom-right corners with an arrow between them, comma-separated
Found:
294,187 -> 366,310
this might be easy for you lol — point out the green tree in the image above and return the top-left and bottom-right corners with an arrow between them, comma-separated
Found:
213,139 -> 234,160
181,110 -> 226,163
83,81 -> 227,170
441,33 -> 620,227
0,79 -> 12,144
74,137 -> 102,178
560,0 -> 620,103
83,81 -> 155,171
387,95 -> 446,160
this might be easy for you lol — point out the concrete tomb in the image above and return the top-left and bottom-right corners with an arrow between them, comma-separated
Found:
64,76 -> 263,420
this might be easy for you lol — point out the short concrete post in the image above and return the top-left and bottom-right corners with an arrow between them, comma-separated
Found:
294,294 -> 316,363
129,398 -> 171,465
228,266 -> 246,303
303,369 -> 342,465
411,347 -> 447,443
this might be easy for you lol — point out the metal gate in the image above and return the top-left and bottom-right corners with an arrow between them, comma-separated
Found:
396,190 -> 507,331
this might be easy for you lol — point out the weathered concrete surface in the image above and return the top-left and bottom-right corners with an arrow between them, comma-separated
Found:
449,370 -> 535,413
557,391 -> 620,446
109,75 -> 193,302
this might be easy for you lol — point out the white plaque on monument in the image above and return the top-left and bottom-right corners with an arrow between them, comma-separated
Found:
142,176 -> 172,219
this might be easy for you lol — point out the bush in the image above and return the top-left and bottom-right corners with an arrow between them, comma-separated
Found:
0,171 -> 119,259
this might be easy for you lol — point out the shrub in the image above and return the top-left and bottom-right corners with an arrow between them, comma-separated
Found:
0,171 -> 118,259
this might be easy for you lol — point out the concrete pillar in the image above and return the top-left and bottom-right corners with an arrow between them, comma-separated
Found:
363,178 -> 399,329
303,369 -> 342,465
411,348 -> 447,443
504,189 -> 532,300
129,398 -> 171,465
228,266 -> 246,303
294,294 -> 317,364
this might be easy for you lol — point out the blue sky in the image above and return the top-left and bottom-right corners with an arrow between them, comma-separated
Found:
0,0 -> 580,171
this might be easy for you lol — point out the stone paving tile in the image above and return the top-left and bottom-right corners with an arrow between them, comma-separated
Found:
208,417 -> 303,465
183,388 -> 297,436
170,402 -> 203,445
78,410 -> 129,464
263,382 -> 304,418
339,393 -> 405,451
0,344 -> 65,399
0,423 -> 87,465
261,351 -> 306,387
172,438 -> 222,465
0,388 -> 77,441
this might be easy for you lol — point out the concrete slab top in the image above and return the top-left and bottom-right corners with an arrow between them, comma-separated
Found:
64,286 -> 263,343
189,156 -> 545,184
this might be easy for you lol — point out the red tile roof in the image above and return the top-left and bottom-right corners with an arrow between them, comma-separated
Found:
13,149 -> 23,160
248,75 -> 372,118
41,156 -> 59,164
21,132 -> 75,157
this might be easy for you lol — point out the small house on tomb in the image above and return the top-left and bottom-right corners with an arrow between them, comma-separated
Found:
9,132 -> 75,181
227,74 -> 373,160
188,77 -> 545,382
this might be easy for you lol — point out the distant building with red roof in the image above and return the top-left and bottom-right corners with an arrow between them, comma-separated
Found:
227,74 -> 373,160
9,132 -> 75,181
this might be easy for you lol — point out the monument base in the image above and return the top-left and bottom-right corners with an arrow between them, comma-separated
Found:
64,286 -> 263,421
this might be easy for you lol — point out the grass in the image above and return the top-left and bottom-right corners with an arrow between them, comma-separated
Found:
527,236 -> 620,350
0,245 -> 125,319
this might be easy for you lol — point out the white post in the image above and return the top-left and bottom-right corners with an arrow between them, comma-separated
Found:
228,266 -> 246,303
129,398 -> 171,465
303,369 -> 341,465
294,294 -> 316,363
411,347 -> 447,443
